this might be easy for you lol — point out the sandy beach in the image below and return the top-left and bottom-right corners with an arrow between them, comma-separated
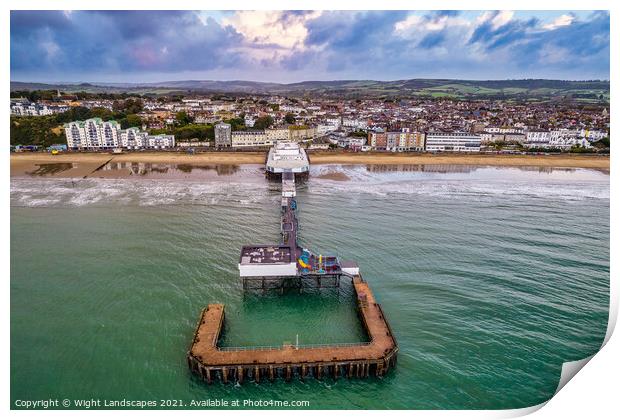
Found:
10,151 -> 610,178
307,151 -> 610,169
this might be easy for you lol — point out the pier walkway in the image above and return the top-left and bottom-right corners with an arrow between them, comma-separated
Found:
189,144 -> 397,383
187,275 -> 398,383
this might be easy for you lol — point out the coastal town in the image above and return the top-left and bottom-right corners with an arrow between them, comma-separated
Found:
9,8 -> 612,413
10,91 -> 610,155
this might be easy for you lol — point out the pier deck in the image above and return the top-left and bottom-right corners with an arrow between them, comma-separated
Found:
188,145 -> 397,384
187,275 -> 398,383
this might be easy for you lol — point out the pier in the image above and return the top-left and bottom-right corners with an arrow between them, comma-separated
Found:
187,275 -> 398,383
188,141 -> 398,383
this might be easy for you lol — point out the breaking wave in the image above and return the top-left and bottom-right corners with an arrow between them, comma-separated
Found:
11,165 -> 609,208
309,165 -> 609,201
10,178 -> 277,208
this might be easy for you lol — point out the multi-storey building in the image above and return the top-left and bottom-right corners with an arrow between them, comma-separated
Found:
120,127 -> 145,149
525,130 -> 550,144
10,99 -> 69,116
368,129 -> 424,151
64,120 -> 87,149
244,115 -> 256,128
400,131 -> 425,151
266,127 -> 290,142
231,130 -> 269,147
368,131 -> 387,150
214,122 -> 232,148
425,132 -> 481,152
147,134 -> 176,149
288,126 -> 317,141
101,120 -> 121,148
64,118 -> 174,150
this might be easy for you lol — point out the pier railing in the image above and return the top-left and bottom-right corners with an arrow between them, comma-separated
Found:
218,341 -> 372,352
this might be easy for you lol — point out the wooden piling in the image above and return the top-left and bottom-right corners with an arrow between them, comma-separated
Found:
188,275 -> 399,384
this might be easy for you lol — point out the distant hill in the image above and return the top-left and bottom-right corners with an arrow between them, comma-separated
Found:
10,79 -> 610,102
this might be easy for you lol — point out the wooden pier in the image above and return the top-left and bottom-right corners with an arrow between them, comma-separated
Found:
187,275 -> 398,384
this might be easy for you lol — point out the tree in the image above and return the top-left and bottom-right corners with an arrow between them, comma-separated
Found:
225,117 -> 245,131
284,113 -> 296,124
89,107 -> 115,121
175,111 -> 193,126
253,115 -> 274,130
124,98 -> 144,114
56,106 -> 93,123
121,114 -> 143,129
10,116 -> 64,147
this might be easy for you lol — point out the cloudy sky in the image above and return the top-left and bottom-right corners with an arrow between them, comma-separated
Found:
10,10 -> 610,83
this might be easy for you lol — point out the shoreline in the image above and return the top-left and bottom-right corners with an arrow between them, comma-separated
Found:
10,151 -> 610,178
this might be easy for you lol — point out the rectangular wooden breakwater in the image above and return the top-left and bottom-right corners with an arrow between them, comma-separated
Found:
187,275 -> 398,384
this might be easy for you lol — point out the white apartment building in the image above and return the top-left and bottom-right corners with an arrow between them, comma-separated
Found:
550,128 -> 606,142
342,118 -> 368,130
147,134 -> 176,149
581,129 -> 607,141
526,130 -> 550,144
10,101 -> 69,116
480,132 -> 494,145
244,115 -> 256,127
485,126 -> 525,134
64,121 -> 87,149
325,117 -> 342,127
425,132 -> 481,152
65,118 -> 174,150
101,120 -> 121,148
549,137 -> 592,150
316,123 -> 339,135
120,127 -> 146,149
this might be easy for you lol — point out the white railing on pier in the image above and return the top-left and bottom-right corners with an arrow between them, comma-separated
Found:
217,341 -> 372,352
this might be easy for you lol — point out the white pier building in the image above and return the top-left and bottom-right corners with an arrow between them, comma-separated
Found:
265,141 -> 310,177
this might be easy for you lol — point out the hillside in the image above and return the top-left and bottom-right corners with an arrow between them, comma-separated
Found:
10,79 -> 610,102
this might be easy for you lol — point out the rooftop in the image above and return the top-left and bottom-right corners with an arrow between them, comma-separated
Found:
240,245 -> 292,265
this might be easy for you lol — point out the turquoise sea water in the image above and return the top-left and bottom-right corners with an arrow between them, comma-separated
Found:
10,165 -> 609,409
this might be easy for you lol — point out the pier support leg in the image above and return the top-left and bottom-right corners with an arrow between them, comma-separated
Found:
269,366 -> 275,382
301,365 -> 307,379
222,368 -> 229,384
206,369 -> 212,384
317,364 -> 322,380
286,366 -> 292,382
376,362 -> 384,378
333,364 -> 339,380
237,367 -> 244,384
255,367 -> 260,384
